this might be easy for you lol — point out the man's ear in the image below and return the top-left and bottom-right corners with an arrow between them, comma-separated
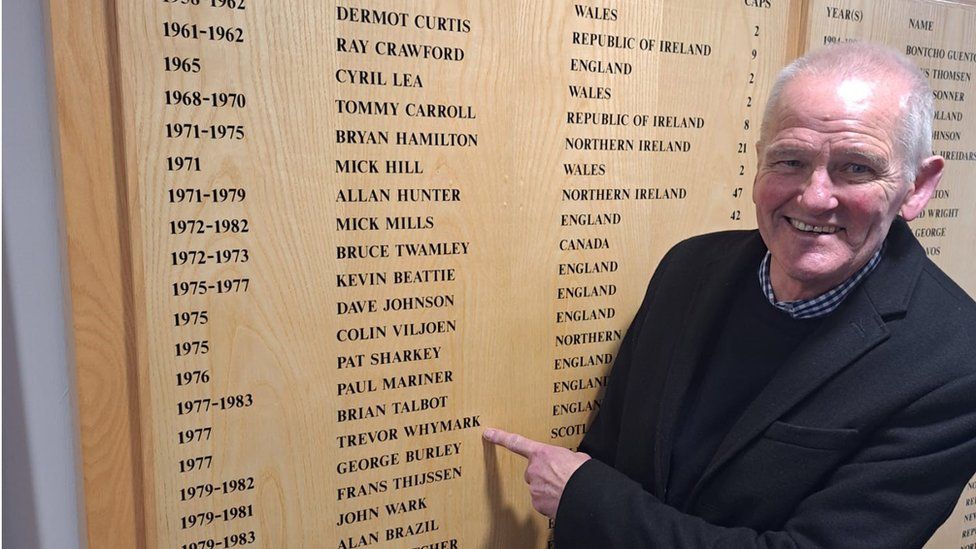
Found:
900,155 -> 945,221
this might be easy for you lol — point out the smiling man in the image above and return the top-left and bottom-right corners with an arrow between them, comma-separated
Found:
485,43 -> 976,548
755,59 -> 944,303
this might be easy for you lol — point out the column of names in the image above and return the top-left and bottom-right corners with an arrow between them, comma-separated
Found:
330,5 -> 479,548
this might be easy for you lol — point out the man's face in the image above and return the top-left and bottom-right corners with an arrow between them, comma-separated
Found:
753,74 -> 912,300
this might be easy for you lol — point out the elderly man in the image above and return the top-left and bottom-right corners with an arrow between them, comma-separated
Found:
485,42 -> 976,547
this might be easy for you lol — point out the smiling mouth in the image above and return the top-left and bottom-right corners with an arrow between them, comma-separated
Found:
787,217 -> 840,234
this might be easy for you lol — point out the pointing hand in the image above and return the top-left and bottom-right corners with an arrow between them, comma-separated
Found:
483,427 -> 591,518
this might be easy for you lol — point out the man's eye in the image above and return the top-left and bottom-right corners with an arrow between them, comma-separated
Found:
847,163 -> 873,175
776,160 -> 803,168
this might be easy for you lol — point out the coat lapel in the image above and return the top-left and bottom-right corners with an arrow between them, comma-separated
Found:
652,233 -> 766,499
686,289 -> 889,504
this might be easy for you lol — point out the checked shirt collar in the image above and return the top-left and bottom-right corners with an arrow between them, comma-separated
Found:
758,247 -> 883,320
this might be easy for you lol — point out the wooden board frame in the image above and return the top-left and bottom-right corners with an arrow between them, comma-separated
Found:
46,0 -> 145,547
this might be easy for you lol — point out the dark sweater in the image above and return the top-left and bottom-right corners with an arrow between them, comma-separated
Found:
667,271 -> 823,507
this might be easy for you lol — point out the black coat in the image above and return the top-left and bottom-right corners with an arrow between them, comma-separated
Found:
555,219 -> 976,548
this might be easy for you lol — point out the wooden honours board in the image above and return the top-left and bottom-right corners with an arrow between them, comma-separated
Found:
47,0 -> 974,547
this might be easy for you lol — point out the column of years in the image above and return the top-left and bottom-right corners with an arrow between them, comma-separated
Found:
331,5 -> 479,548
160,0 -> 259,548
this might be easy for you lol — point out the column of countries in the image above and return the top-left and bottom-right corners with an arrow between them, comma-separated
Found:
549,3 -> 783,539
552,2 -> 705,457
962,478 -> 976,548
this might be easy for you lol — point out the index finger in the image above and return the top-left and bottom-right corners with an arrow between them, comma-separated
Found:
483,427 -> 542,458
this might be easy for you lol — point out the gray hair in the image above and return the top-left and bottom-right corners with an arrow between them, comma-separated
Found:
760,42 -> 934,181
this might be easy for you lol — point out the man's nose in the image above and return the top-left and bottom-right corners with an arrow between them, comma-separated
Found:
798,167 -> 840,212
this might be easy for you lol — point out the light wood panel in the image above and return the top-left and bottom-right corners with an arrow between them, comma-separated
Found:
47,1 -> 974,547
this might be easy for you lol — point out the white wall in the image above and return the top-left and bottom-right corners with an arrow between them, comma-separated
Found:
3,0 -> 84,546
